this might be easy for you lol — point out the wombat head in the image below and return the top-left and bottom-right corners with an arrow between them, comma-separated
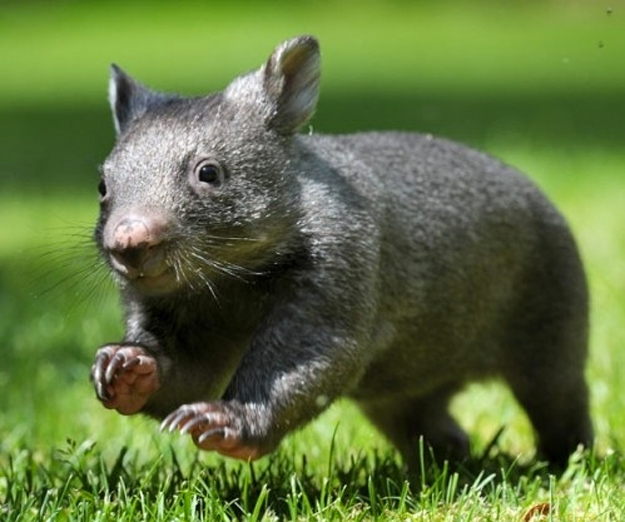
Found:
95,36 -> 320,297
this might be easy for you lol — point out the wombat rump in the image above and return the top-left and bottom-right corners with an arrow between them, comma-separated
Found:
91,35 -> 592,467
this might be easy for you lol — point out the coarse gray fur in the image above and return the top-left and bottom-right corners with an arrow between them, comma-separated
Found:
91,35 -> 593,468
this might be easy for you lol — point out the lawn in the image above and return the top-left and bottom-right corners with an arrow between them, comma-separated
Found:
1,1 -> 624,520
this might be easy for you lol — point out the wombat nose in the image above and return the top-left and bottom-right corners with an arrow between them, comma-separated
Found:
107,216 -> 166,276
112,217 -> 157,251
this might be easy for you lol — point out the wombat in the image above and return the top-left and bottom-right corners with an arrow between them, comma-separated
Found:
91,35 -> 593,468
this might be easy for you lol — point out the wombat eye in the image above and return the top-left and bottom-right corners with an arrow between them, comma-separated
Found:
98,178 -> 107,198
197,161 -> 225,186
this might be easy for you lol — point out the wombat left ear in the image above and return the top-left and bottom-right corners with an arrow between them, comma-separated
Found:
261,36 -> 321,135
108,65 -> 167,135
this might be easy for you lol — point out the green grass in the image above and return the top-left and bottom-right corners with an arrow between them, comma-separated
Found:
1,0 -> 625,519
3,440 -> 625,521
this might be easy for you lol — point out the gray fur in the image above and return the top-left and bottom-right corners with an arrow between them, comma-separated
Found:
92,35 -> 592,468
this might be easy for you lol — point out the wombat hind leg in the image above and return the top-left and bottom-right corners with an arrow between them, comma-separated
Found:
506,370 -> 593,467
503,314 -> 593,466
359,387 -> 469,471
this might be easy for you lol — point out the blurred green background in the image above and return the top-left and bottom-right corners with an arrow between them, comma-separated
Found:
0,0 -> 623,462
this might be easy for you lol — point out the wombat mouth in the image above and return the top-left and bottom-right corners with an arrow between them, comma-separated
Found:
119,265 -> 179,295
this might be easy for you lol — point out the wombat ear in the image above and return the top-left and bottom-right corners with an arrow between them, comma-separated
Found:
262,36 -> 320,135
108,65 -> 162,135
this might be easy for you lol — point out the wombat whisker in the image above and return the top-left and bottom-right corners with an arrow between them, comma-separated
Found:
170,255 -> 188,286
170,251 -> 220,305
209,261 -> 248,282
40,258 -> 106,296
217,259 -> 266,278
187,248 -> 262,282
187,250 -> 246,282
32,250 -> 112,314
27,235 -> 94,258
183,223 -> 263,244
30,238 -> 99,281
35,246 -> 95,266
198,271 -> 221,306
69,266 -> 115,311
60,228 -> 94,240
204,234 -> 262,243
194,238 -> 258,252
180,252 -> 221,304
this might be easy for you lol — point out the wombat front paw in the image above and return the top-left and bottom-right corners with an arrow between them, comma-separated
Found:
91,345 -> 160,415
160,402 -> 268,461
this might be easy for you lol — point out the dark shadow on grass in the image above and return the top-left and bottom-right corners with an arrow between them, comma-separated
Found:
0,89 -> 622,196
188,446 -> 605,518
26,441 -> 609,520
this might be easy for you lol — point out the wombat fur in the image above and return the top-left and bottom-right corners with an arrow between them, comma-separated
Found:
91,35 -> 593,468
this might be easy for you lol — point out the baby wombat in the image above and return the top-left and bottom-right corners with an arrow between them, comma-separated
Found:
91,35 -> 593,468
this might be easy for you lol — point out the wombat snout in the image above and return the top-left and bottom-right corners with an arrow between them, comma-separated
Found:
105,215 -> 168,280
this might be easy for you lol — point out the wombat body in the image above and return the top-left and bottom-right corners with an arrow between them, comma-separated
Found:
91,36 -> 592,467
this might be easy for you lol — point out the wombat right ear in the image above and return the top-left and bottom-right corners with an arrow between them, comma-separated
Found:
108,65 -> 163,135
262,36 -> 321,135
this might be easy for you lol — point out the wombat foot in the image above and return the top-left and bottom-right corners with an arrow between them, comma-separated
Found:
91,345 -> 160,415
160,401 -> 267,461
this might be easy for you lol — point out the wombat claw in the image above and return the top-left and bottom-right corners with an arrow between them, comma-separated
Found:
91,345 -> 160,415
160,403 -> 263,461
